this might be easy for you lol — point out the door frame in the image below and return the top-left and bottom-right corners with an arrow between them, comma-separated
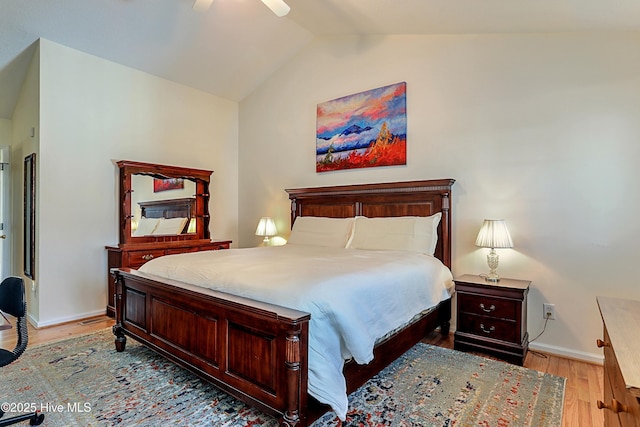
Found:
0,146 -> 10,279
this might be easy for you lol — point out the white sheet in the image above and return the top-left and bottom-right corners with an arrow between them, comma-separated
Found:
139,245 -> 453,420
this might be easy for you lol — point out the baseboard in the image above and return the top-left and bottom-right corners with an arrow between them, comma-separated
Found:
449,326 -> 604,365
528,342 -> 603,365
28,309 -> 107,328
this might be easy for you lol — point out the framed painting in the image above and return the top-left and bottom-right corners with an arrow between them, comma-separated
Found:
316,82 -> 407,173
153,178 -> 184,193
24,153 -> 36,279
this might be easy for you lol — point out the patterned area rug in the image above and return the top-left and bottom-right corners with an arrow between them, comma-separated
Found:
0,329 -> 565,426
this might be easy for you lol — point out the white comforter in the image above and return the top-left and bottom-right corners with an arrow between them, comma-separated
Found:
139,245 -> 453,420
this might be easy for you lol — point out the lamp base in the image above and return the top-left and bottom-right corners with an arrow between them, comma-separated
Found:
484,249 -> 501,282
483,273 -> 501,283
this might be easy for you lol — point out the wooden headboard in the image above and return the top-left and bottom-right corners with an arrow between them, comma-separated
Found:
286,179 -> 455,269
138,197 -> 195,219
138,197 -> 195,234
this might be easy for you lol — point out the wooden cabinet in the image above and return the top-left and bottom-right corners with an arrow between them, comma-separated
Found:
597,297 -> 640,427
106,240 -> 231,316
454,274 -> 530,365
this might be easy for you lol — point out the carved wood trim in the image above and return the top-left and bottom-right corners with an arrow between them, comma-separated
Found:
116,160 -> 213,245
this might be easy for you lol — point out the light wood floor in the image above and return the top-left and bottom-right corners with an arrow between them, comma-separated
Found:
1,316 -> 603,427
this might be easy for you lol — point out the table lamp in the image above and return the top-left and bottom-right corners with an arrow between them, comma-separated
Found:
475,219 -> 513,282
255,217 -> 278,244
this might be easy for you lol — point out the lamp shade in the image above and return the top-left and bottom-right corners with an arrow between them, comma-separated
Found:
255,217 -> 277,237
475,219 -> 513,249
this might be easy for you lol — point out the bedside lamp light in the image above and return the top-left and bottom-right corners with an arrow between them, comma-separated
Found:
475,219 -> 513,283
260,0 -> 290,17
255,217 -> 277,244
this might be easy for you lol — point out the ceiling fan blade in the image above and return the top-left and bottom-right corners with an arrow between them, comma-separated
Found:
260,0 -> 290,17
192,0 -> 214,12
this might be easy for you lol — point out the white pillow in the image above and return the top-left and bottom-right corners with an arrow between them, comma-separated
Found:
151,217 -> 189,235
346,213 -> 442,255
287,216 -> 355,248
133,217 -> 160,236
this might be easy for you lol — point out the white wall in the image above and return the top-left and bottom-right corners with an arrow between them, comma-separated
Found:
0,120 -> 10,145
33,39 -> 238,326
10,44 -> 40,320
239,32 -> 640,362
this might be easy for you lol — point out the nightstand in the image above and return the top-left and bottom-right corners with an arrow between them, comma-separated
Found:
454,274 -> 530,365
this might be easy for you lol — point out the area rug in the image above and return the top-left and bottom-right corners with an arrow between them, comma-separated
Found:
0,329 -> 565,426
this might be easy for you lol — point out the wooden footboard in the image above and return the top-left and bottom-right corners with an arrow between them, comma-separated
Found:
112,268 -> 310,426
112,267 -> 451,426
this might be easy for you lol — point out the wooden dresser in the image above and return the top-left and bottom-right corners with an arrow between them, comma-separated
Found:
106,160 -> 232,317
597,296 -> 640,427
106,240 -> 231,316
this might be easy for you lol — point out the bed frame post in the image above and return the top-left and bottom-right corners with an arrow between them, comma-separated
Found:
111,270 -> 127,352
438,190 -> 452,335
438,299 -> 452,336
290,199 -> 297,229
441,190 -> 452,269
281,321 -> 307,427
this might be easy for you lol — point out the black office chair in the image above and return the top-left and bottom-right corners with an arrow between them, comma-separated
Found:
0,277 -> 44,426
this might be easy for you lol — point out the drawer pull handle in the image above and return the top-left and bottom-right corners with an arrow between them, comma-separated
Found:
597,399 -> 626,413
479,303 -> 496,313
480,324 -> 495,334
142,254 -> 155,261
596,339 -> 609,348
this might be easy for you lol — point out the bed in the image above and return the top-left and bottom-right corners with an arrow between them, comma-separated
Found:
111,178 -> 455,426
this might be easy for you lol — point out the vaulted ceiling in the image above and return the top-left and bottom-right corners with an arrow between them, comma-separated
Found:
2,0 -> 640,119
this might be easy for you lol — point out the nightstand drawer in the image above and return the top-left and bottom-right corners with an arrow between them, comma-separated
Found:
459,293 -> 517,320
458,313 -> 517,343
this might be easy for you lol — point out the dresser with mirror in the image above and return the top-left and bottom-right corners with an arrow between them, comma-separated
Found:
105,160 -> 231,316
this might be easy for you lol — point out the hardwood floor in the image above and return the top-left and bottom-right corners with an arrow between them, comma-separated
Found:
0,315 -> 114,349
1,316 -> 603,427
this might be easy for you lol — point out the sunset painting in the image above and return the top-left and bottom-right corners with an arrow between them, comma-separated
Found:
316,82 -> 407,173
153,178 -> 184,192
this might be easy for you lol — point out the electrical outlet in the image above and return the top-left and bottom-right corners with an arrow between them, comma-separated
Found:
543,303 -> 556,320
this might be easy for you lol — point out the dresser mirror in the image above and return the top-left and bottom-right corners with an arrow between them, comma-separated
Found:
130,174 -> 197,237
117,160 -> 212,246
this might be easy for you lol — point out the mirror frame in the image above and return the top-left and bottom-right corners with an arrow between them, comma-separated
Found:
24,153 -> 36,279
117,160 -> 212,245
